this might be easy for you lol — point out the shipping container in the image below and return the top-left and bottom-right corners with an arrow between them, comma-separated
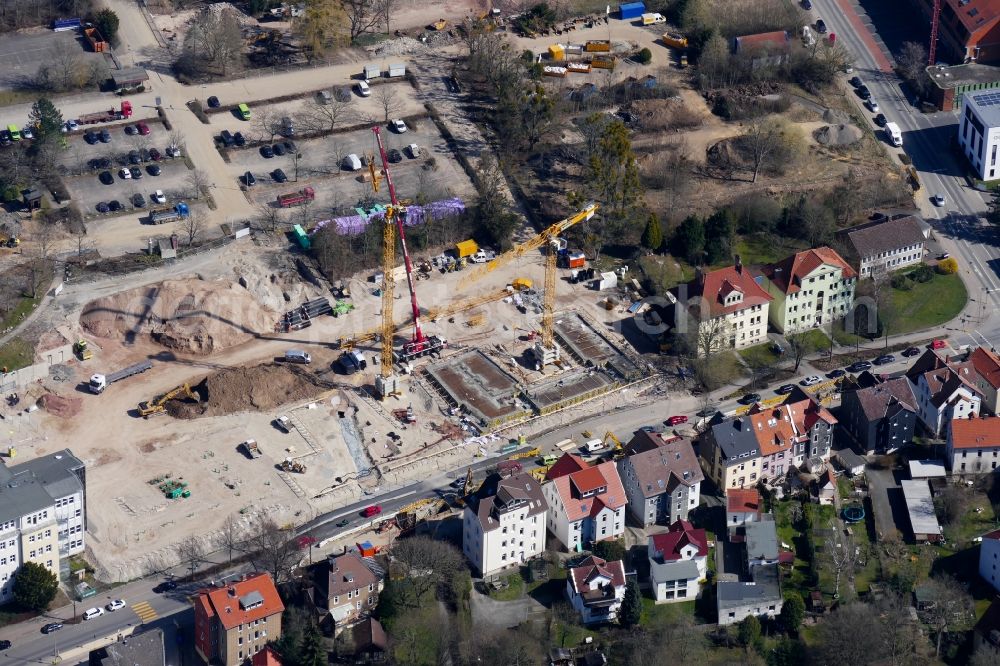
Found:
388,63 -> 406,77
293,224 -> 311,249
619,2 -> 646,20
455,239 -> 479,258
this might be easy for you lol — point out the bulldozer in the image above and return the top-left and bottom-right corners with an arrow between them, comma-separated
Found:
138,384 -> 197,419
279,458 -> 307,473
73,340 -> 93,361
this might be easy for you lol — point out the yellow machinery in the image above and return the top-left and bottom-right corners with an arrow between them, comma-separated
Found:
138,384 -> 196,418
529,466 -> 549,483
432,18 -> 448,30
509,447 -> 541,461
460,203 -> 599,367
603,430 -> 623,451
73,340 -> 92,361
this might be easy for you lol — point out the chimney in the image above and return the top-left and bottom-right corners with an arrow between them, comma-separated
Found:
228,586 -> 237,597
734,254 -> 742,274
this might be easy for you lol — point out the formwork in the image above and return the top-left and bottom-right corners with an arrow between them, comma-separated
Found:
424,349 -> 532,429
553,312 -> 646,381
522,370 -> 617,415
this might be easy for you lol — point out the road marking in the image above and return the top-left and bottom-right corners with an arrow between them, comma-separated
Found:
132,601 -> 158,622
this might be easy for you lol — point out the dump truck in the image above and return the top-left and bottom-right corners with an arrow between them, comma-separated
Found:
84,26 -> 107,52
277,187 -> 315,208
454,239 -> 479,259
241,439 -> 262,458
149,203 -> 189,224
662,32 -> 688,49
393,406 -> 416,424
77,101 -> 133,125
73,340 -> 93,361
89,360 -> 153,394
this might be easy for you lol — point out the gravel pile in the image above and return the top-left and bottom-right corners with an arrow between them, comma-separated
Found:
814,123 -> 863,147
369,36 -> 428,57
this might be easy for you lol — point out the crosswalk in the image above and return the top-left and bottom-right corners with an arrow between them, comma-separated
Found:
131,601 -> 158,622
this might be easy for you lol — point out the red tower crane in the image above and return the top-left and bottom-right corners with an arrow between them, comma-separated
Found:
929,0 -> 941,66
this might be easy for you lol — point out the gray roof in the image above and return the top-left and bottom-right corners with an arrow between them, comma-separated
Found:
12,449 -> 84,500
466,471 -> 547,533
845,216 -> 926,260
909,459 -> 946,479
927,62 -> 1000,91
621,436 -> 703,499
900,479 -> 943,537
708,417 -> 760,464
835,448 -> 866,471
852,378 -> 917,421
110,66 -> 149,86
0,470 -> 58,524
92,628 -> 165,666
717,566 -> 782,609
649,557 -> 700,585
744,516 -> 778,561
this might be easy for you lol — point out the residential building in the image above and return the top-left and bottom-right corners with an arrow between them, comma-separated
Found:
544,455 -> 626,550
959,89 -> 1000,180
670,258 -> 772,355
816,468 -> 837,505
252,645 -> 285,666
617,432 -> 702,528
743,515 -> 779,567
89,628 -> 165,666
907,351 -> 982,436
842,215 -> 928,277
726,488 -> 761,528
947,415 -> 1000,473
978,528 -> 1000,593
733,31 -> 791,69
0,449 -> 86,602
701,398 -> 837,490
462,470 -> 547,576
565,555 -> 626,624
312,551 -> 383,632
351,618 -> 388,664
757,247 -> 857,334
194,573 -> 285,666
969,346 -> 1000,414
974,599 -> 1000,660
648,519 -> 708,604
717,564 -> 783,626
911,0 -> 1000,65
834,449 -> 867,477
900,479 -> 944,542
840,377 -> 918,454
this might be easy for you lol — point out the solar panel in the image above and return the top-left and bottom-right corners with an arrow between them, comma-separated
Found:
973,93 -> 1000,107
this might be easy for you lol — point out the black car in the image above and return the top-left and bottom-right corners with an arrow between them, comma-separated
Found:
96,202 -> 110,213
243,171 -> 256,187
41,623 -> 63,634
336,518 -> 350,527
153,580 -> 178,594
108,200 -> 122,211
802,0 -> 812,8
857,85 -> 871,100
220,130 -> 235,147
128,150 -> 142,165
283,140 -> 296,153
388,148 -> 402,163
874,113 -> 887,126
902,346 -> 921,357
88,158 -> 103,170
848,360 -> 873,372
234,132 -> 246,147
874,354 -> 896,365
124,124 -> 138,135
132,193 -> 146,208
272,168 -> 287,183
445,76 -> 461,93
816,18 -> 827,33
273,143 -> 286,156
207,95 -> 221,108
260,145 -> 274,158
0,639 -> 10,650
84,130 -> 99,144
696,406 -> 717,417
130,166 -> 143,179
738,393 -> 761,405
0,130 -> 10,145
848,76 -> 862,88
147,164 -> 161,176
149,147 -> 162,161
95,157 -> 111,169
775,384 -> 796,395
827,368 -> 846,378
99,170 -> 114,185
100,128 -> 111,143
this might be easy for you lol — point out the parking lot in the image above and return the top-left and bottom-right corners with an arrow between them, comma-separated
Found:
65,156 -> 192,219
0,31 -> 102,89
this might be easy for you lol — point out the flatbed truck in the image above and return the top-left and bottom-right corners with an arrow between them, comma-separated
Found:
89,359 -> 153,394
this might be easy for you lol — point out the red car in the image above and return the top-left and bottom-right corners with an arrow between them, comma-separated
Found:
362,505 -> 382,518
137,121 -> 151,136
930,339 -> 947,350
666,415 -> 688,426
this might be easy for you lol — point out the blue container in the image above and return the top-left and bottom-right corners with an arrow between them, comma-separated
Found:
176,202 -> 189,217
53,18 -> 82,32
619,2 -> 646,19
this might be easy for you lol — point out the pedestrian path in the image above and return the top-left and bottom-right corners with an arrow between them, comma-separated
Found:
131,601 -> 158,623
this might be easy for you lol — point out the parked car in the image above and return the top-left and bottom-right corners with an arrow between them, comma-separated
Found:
874,354 -> 896,365
931,339 -> 948,350
849,76 -> 862,88
124,124 -> 138,136
83,607 -> 104,620
41,623 -> 63,634
272,168 -> 287,183
108,200 -> 122,211
149,147 -> 162,161
666,415 -> 688,426
388,148 -> 402,163
260,145 -> 274,158
152,189 -> 166,204
132,193 -> 146,208
106,599 -> 126,612
801,375 -> 823,386
827,368 -> 846,378
243,171 -> 256,187
220,130 -> 234,146
902,346 -> 921,357
776,384 -> 797,394
696,406 -> 717,417
100,128 -> 111,143
21,127 -> 32,140
99,170 -> 114,185
848,360 -> 873,372
84,130 -> 99,144
738,393 -> 761,405
137,121 -> 150,136
283,140 -> 296,152
147,164 -> 161,176
118,167 -> 132,180
65,119 -> 78,132
391,119 -> 408,133
407,143 -> 420,158
96,202 -> 110,213
0,640 -> 9,650
128,150 -> 142,164
234,132 -> 246,147
857,85 -> 871,100
130,166 -> 143,179
445,76 -> 460,93
0,130 -> 10,145
207,96 -> 220,108
802,0 -> 812,8
874,113 -> 887,126
937,252 -> 950,260
165,144 -> 181,157
356,81 -> 371,97
152,580 -> 177,594
865,98 -> 880,112
816,18 -> 827,33
932,193 -> 946,206
273,142 -> 286,156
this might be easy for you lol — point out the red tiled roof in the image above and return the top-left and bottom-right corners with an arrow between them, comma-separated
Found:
760,246 -> 856,295
778,551 -> 795,565
943,0 -> 1000,40
546,453 -> 588,480
550,459 -> 626,521
650,519 -> 708,561
726,488 -> 761,514
950,416 -> 1000,449
571,466 -> 608,495
746,398 -> 837,456
197,572 -> 285,632
679,264 -> 772,318
735,30 -> 791,54
970,347 -> 1000,389
252,646 -> 284,666
569,555 -> 626,594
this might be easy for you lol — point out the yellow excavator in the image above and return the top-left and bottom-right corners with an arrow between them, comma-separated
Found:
604,431 -> 624,458
138,384 -> 197,419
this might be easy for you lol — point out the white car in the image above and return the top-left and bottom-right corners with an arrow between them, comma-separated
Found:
932,193 -> 946,206
106,599 -> 126,612
65,119 -> 78,132
865,98 -> 879,112
356,81 -> 371,97
801,375 -> 823,387
83,607 -> 104,620
21,127 -> 33,139
390,119 -> 407,133
118,168 -> 131,180
407,143 -> 420,158
152,190 -> 166,204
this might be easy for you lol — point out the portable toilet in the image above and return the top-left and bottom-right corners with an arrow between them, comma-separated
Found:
548,44 -> 566,61
363,63 -> 380,79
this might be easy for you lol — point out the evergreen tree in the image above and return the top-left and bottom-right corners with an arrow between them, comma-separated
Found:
93,8 -> 120,42
299,624 -> 327,666
29,98 -> 64,147
587,119 -> 643,218
620,579 -> 642,628
738,615 -> 762,651
13,562 -> 58,611
781,594 -> 806,634
641,212 -> 663,251
672,215 -> 705,265
703,209 -> 735,265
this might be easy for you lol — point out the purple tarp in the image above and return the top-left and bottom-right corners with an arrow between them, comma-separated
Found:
309,197 -> 466,236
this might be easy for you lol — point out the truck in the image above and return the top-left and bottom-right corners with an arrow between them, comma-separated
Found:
277,187 -> 315,208
149,203 -> 189,224
470,248 -> 496,263
454,239 -> 479,259
661,32 -> 688,49
274,415 -> 292,432
241,439 -> 262,458
89,360 -> 153,394
641,12 -> 666,24
77,101 -> 133,125
884,122 -> 902,147
905,164 -> 921,191
237,103 -> 251,120
84,26 -> 107,52
337,350 -> 367,374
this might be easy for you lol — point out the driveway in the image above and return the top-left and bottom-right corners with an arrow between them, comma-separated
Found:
866,466 -> 905,541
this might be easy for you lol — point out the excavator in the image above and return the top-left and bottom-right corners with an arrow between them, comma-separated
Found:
138,384 -> 197,418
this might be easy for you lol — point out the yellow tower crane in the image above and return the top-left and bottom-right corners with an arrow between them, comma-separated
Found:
459,203 -> 599,368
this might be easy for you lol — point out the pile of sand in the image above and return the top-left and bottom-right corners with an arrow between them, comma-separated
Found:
80,278 -> 278,355
39,393 -> 82,418
814,123 -> 863,147
822,108 -> 849,124
168,364 -> 331,418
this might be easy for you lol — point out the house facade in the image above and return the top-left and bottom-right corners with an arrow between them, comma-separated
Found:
462,471 -> 547,576
911,0 -> 1000,65
726,488 -> 761,528
908,356 -> 982,436
757,247 -> 857,334
969,346 -> 1000,414
670,259 -> 771,355
840,377 -> 918,454
544,455 -> 626,551
717,564 -> 783,626
979,529 -> 1000,593
312,552 -> 383,632
566,555 -> 626,624
617,433 -> 702,528
842,215 -> 927,278
648,520 -> 708,604
947,415 -> 1000,473
733,30 -> 791,69
194,573 -> 284,666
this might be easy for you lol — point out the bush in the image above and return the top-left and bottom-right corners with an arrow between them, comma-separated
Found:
909,264 -> 933,283
13,562 -> 58,611
891,273 -> 912,290
937,257 -> 958,274
636,47 -> 652,64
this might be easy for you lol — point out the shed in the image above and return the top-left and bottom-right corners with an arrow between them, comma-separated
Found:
388,63 -> 406,77
357,541 -> 378,557
900,479 -> 943,542
908,459 -> 946,479
619,2 -> 646,20
157,235 -> 178,259
111,66 -> 149,88
548,44 -> 566,61
596,271 -> 617,291
22,188 -> 42,211
834,449 -> 866,477
363,64 -> 381,79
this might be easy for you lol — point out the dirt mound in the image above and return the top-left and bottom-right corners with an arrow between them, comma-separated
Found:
168,363 -> 331,418
814,123 -> 862,147
822,108 -> 849,124
39,393 -> 82,418
80,278 -> 278,355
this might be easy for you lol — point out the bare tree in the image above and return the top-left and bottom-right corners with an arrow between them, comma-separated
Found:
825,525 -> 863,599
738,118 -> 788,183
289,150 -> 305,182
182,211 -> 204,245
244,518 -> 298,584
27,220 -> 60,298
253,108 -> 283,143
303,96 -> 354,132
786,331 -> 818,372
695,315 -> 730,359
255,203 -> 286,232
343,0 -> 383,40
920,575 -> 974,657
176,536 -> 205,577
218,514 -> 246,564
374,86 -> 401,123
388,536 -> 464,609
186,169 -> 211,199
178,6 -> 245,77
168,129 -> 185,155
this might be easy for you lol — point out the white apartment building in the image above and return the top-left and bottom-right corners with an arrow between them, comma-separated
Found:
544,455 -> 627,551
959,91 -> 1000,181
947,415 -> 1000,474
758,247 -> 857,334
462,471 -> 547,577
843,215 -> 928,278
981,529 -> 1000,594
910,364 -> 982,437
0,450 -> 86,601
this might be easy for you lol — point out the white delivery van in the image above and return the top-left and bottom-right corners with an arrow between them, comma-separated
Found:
884,122 -> 902,147
585,438 -> 604,452
356,80 -> 371,97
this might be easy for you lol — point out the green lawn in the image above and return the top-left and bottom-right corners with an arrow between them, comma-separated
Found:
487,572 -> 525,601
640,597 -> 696,628
797,328 -> 831,351
889,272 -> 967,335
738,342 -> 780,366
0,337 -> 33,372
731,235 -> 808,268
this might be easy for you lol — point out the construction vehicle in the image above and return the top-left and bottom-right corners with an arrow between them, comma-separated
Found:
77,101 -> 132,125
89,360 -> 153,394
431,18 -> 448,30
277,187 -> 316,208
460,203 -> 599,369
455,239 -> 479,259
642,12 -> 666,25
279,458 -> 306,473
137,383 -> 197,418
393,406 -> 416,424
149,203 -> 189,224
241,439 -> 262,459
0,231 -> 19,248
906,165 -> 921,191
333,300 -> 355,317
376,518 -> 397,533
159,480 -> 190,499
73,340 -> 93,361
585,40 -> 611,52
336,350 -> 367,374
509,447 -> 541,461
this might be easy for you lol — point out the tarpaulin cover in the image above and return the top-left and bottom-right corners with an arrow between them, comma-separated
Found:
310,197 -> 466,236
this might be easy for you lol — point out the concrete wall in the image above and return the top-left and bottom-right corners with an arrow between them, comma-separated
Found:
0,342 -> 74,390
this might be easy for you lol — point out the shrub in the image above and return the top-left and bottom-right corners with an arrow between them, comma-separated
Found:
937,257 -> 958,274
891,273 -> 912,290
637,47 -> 652,64
909,264 -> 934,283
